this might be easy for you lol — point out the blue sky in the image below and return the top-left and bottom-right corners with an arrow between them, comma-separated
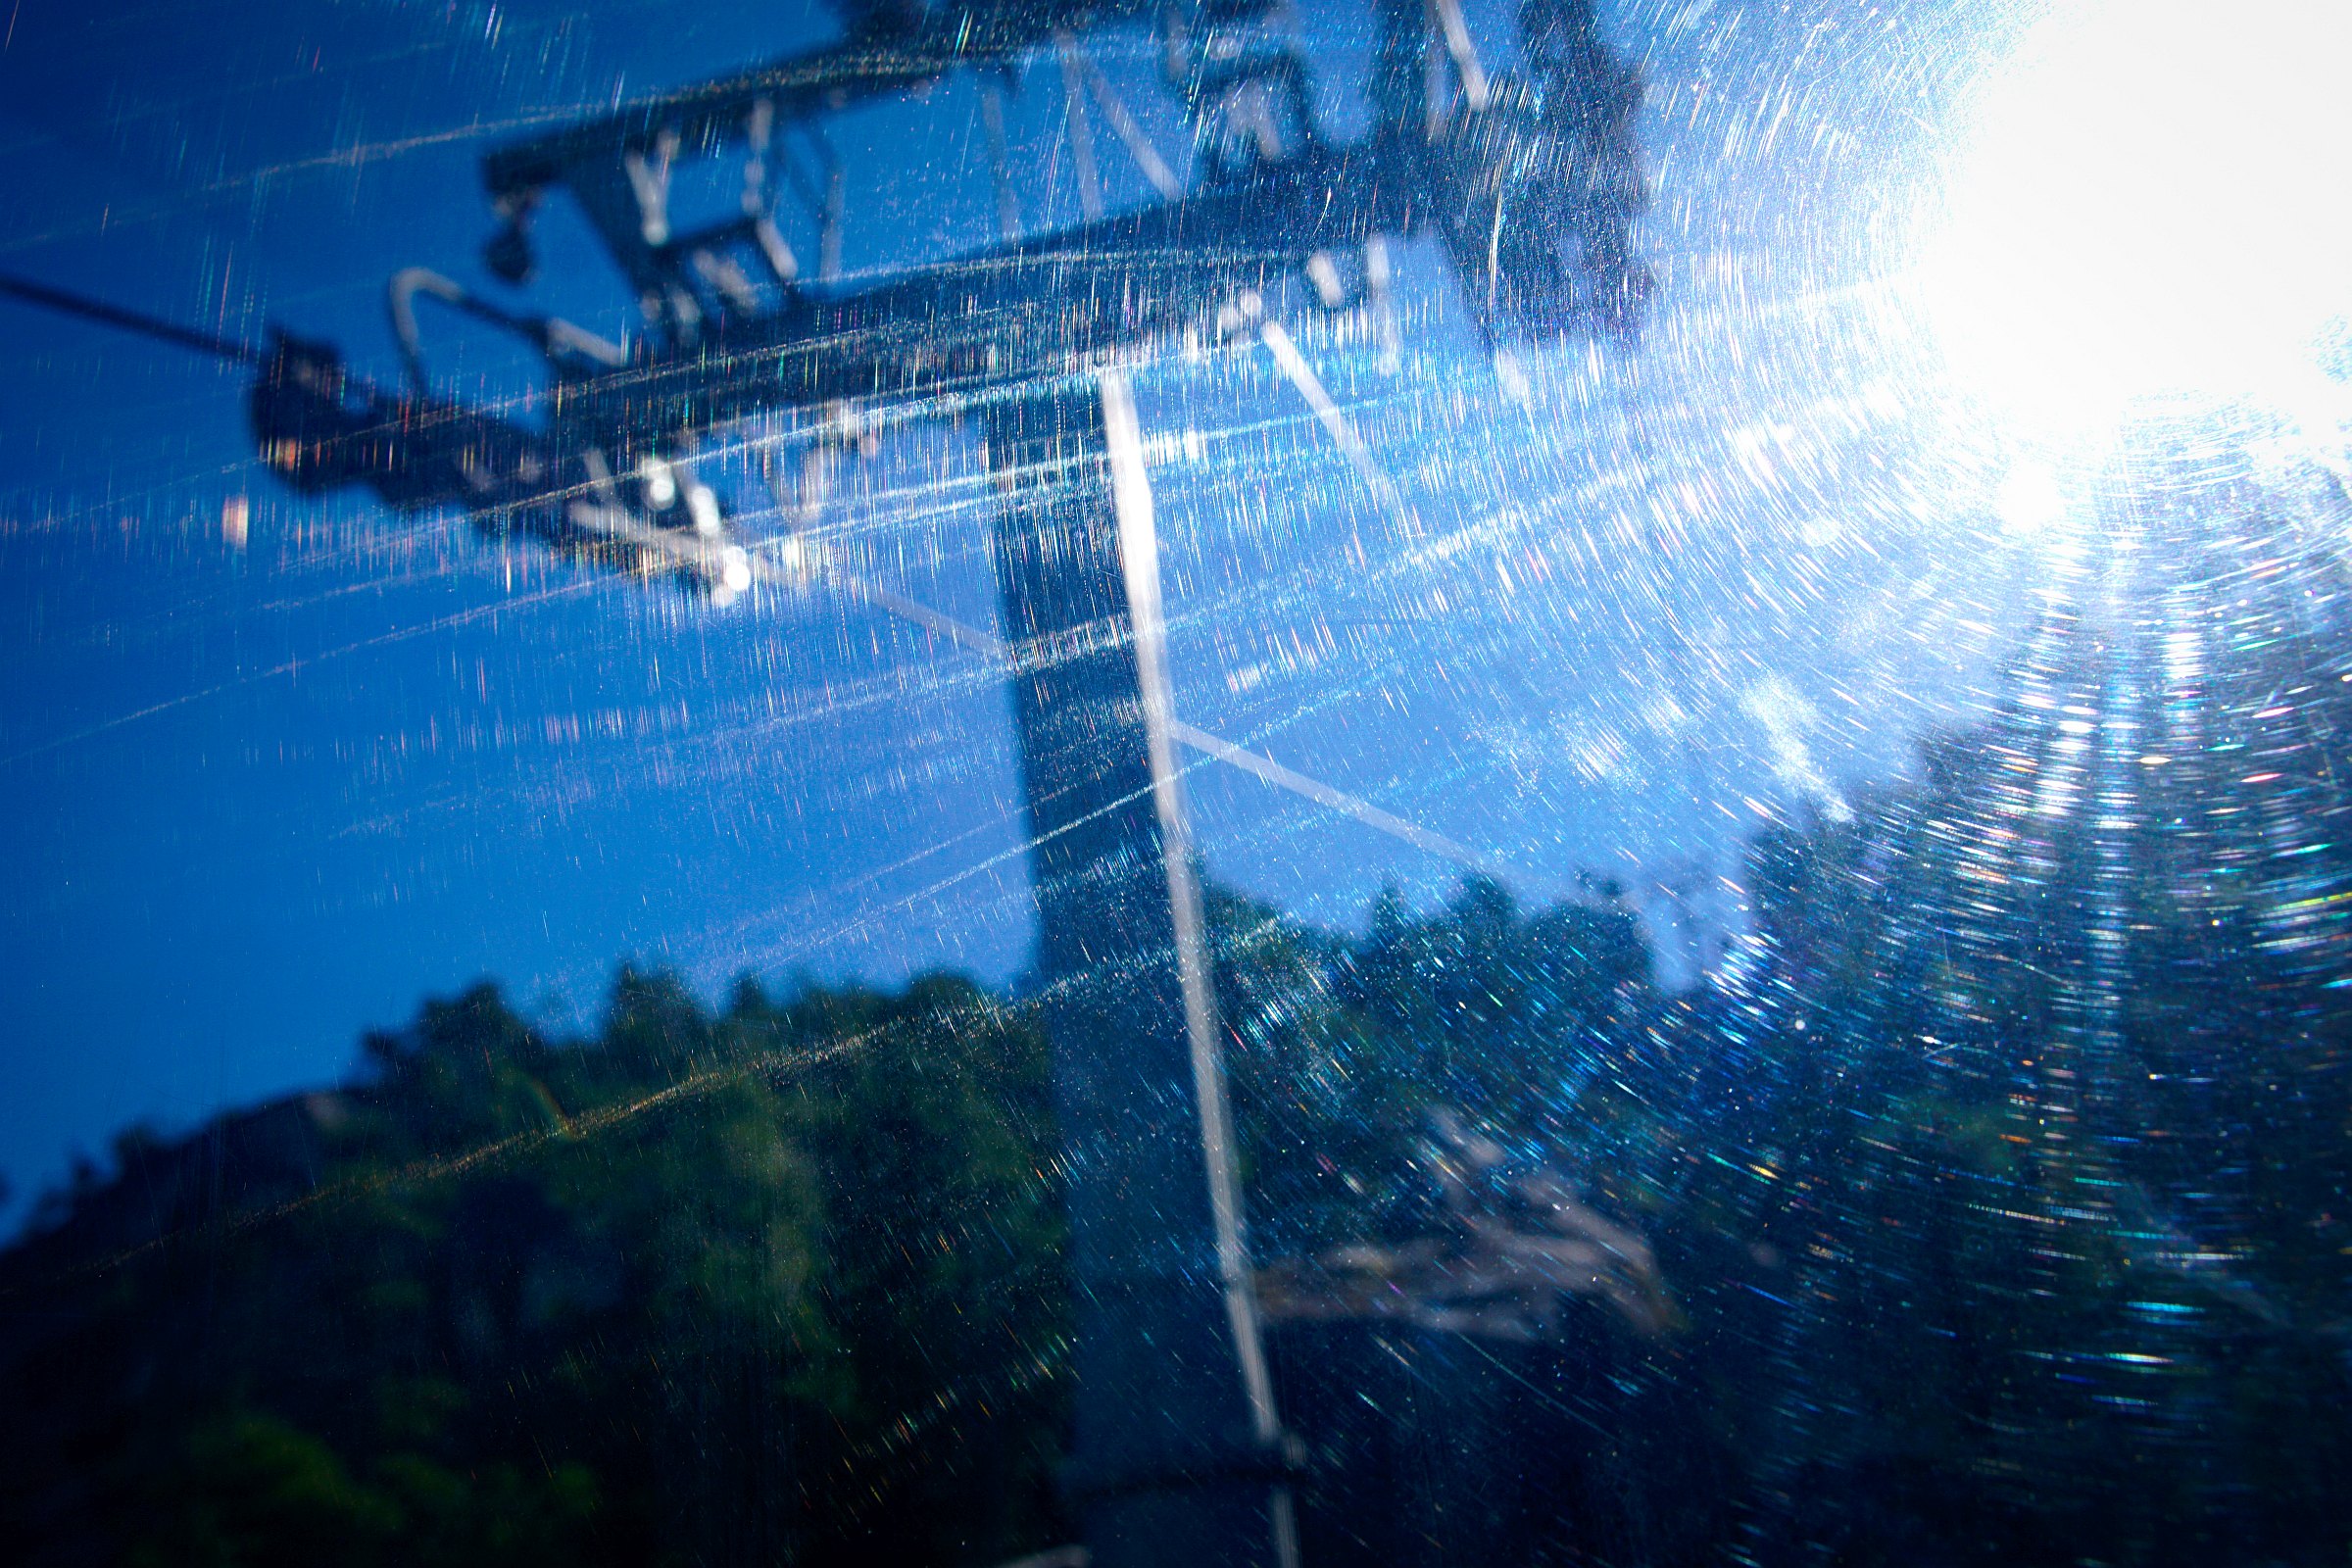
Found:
0,0 -> 2064,1227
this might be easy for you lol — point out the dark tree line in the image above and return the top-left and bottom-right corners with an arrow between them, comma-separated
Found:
7,545 -> 2352,1564
0,975 -> 1067,1568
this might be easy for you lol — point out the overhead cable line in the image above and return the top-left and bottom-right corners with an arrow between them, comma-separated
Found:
764,526 -> 1539,892
0,272 -> 262,367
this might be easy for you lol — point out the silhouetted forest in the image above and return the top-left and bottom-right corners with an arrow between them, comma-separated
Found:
7,599 -> 2352,1567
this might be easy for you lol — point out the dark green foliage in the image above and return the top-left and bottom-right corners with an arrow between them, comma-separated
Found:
8,604 -> 2352,1566
1212,875 -> 1659,1254
1639,593 -> 2352,1566
0,878 -> 1681,1568
0,970 -> 1066,1568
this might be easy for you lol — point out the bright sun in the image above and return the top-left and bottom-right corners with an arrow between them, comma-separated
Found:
1917,0 -> 2352,441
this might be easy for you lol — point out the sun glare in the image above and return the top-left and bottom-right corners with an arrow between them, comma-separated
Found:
1917,0 -> 2352,442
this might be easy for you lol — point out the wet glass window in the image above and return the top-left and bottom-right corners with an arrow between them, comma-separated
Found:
4,1 -> 2349,1564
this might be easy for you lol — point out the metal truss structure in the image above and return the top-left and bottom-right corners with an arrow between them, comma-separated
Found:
4,3 -> 1647,1562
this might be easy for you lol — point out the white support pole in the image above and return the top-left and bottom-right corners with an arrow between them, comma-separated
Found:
1099,368 -> 1298,1568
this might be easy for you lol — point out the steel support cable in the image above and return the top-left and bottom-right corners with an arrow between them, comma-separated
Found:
977,78 -> 1023,243
1102,373 -> 1300,1568
1055,31 -> 1108,223
1065,42 -> 1185,200
1244,312 -> 1627,895
746,511 -> 1524,889
0,271 -> 261,365
745,306 -> 1553,895
1255,315 -> 1421,538
0,267 -> 1522,890
1428,0 -> 1491,111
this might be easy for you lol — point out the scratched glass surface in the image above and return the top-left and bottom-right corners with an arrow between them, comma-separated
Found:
4,1 -> 2349,1563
